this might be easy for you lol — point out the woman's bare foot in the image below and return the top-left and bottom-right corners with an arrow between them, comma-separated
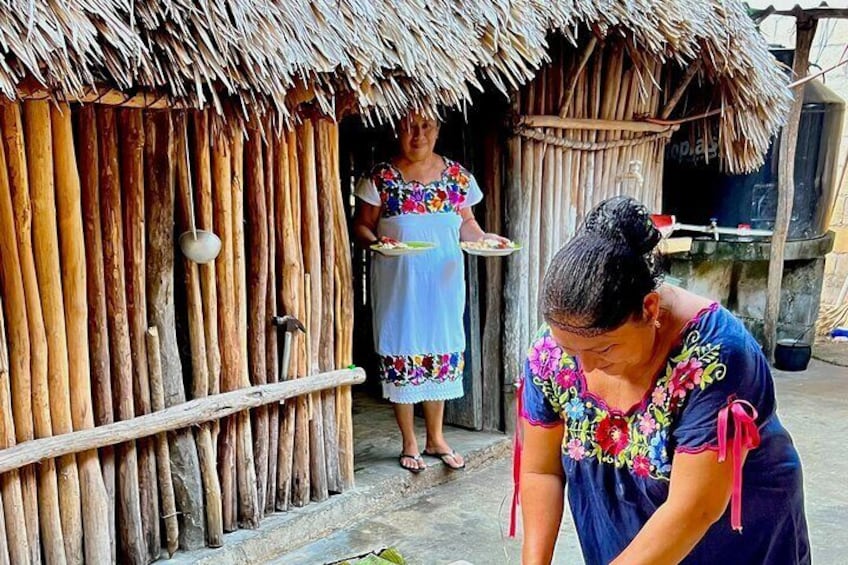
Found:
423,442 -> 465,470
399,453 -> 426,473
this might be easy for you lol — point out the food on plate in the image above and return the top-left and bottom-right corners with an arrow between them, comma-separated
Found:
373,237 -> 409,250
461,238 -> 518,251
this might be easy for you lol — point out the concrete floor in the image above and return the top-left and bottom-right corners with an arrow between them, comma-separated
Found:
278,360 -> 848,565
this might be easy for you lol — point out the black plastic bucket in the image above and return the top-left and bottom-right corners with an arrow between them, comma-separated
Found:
774,339 -> 812,372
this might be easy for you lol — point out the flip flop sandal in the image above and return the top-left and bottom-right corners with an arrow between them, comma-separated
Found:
422,449 -> 466,470
399,453 -> 426,474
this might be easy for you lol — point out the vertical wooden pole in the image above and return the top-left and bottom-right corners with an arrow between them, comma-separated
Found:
51,102 -> 114,565
76,104 -> 117,561
275,130 -> 296,511
327,123 -> 354,491
264,123 -> 281,513
482,122 -> 503,432
144,111 -> 207,549
0,109 -> 40,565
97,106 -> 147,564
287,127 -> 311,508
231,128 -> 261,529
315,119 -> 341,493
212,122 -> 238,530
504,92 -> 526,435
175,113 -> 224,548
0,488 -> 7,565
2,101 -> 58,565
297,121 -> 329,504
24,100 -> 84,564
192,114 -> 222,394
144,328 -> 179,558
245,122 -> 269,516
117,108 -> 160,561
0,301 -> 31,564
765,17 -> 818,361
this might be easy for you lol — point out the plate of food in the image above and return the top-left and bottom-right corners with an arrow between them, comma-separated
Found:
370,239 -> 437,256
461,238 -> 521,257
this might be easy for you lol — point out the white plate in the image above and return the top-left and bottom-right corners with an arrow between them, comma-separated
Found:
370,241 -> 437,256
461,243 -> 522,257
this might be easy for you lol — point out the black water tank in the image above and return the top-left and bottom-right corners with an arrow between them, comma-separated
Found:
663,49 -> 845,240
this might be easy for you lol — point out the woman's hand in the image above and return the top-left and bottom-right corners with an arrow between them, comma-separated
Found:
611,450 -> 738,564
521,420 -> 566,564
477,233 -> 511,245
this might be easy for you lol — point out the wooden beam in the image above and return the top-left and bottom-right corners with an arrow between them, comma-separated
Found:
0,369 -> 366,476
521,115 -> 676,133
17,83 -> 175,110
764,17 -> 819,361
559,36 -> 598,117
660,60 -> 702,120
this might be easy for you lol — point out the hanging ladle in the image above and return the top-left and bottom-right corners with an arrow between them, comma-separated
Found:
178,127 -> 221,264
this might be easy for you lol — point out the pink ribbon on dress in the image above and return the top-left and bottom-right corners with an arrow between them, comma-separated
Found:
716,398 -> 761,532
509,379 -> 524,538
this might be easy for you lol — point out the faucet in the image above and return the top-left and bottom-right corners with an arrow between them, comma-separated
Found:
709,218 -> 719,241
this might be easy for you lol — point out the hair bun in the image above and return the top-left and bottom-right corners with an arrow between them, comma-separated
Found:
582,196 -> 661,255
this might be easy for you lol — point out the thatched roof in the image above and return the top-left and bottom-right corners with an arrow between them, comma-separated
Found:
0,0 -> 789,171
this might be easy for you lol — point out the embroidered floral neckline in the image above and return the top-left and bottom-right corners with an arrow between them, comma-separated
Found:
573,303 -> 720,417
525,303 -> 727,481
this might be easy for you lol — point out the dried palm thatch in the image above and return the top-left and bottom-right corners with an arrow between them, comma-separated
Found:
0,0 -> 788,171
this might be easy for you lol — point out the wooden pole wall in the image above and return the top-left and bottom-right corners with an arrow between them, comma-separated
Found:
0,103 -> 357,563
0,300 -> 31,564
0,101 -> 55,565
97,106 -> 147,565
0,111 -> 40,565
24,100 -> 85,565
76,105 -> 117,562
211,123 -> 238,532
117,108 -> 160,564
264,122 -> 280,515
144,112 -> 207,550
230,129 -> 261,529
51,103 -> 113,565
174,113 -> 224,548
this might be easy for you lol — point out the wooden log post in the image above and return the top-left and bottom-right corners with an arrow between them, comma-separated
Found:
264,122 -> 281,514
0,488 -> 7,565
231,128 -> 261,529
315,119 -> 340,493
51,102 -> 114,565
175,113 -> 224,548
192,114 -> 222,393
245,123 -> 269,517
212,122 -> 239,530
0,104 -> 65,561
0,302 -> 31,564
482,122 -> 504,432
97,106 -> 147,565
0,113 -> 39,565
328,124 -> 355,491
75,104 -> 117,562
117,108 -> 160,562
24,100 -> 85,564
144,329 -> 179,558
297,121 -> 329,504
287,127 -> 311,508
144,111 -> 207,549
275,130 -> 297,511
764,17 -> 819,362
504,93 -> 527,435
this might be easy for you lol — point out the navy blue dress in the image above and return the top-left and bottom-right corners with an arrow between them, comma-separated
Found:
518,305 -> 810,564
